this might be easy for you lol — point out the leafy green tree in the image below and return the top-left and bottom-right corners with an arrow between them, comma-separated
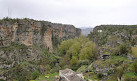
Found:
69,41 -> 81,56
79,41 -> 94,60
119,43 -> 128,55
60,55 -> 70,67
58,39 -> 74,56
58,36 -> 98,68
70,56 -> 78,66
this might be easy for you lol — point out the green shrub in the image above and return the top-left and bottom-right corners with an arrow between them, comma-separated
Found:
116,66 -> 124,79
97,73 -> 103,79
84,77 -> 89,81
124,76 -> 132,81
32,70 -> 40,79
119,43 -> 129,55
77,65 -> 87,72
132,76 -> 137,81
107,69 -> 114,75
78,60 -> 90,66
133,60 -> 137,74
112,48 -> 119,56
50,67 -> 60,73
45,64 -> 51,72
41,25 -> 47,36
11,64 -> 31,81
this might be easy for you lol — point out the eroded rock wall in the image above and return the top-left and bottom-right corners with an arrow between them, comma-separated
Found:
0,19 -> 81,52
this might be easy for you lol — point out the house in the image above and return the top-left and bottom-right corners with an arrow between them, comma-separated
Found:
98,30 -> 102,33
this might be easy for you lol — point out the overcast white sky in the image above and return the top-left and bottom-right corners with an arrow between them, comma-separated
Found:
0,0 -> 137,27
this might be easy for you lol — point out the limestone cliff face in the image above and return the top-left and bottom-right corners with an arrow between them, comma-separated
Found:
0,19 -> 81,52
0,18 -> 81,80
44,27 -> 53,52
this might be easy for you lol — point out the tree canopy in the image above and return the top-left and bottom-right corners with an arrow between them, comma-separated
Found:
57,36 -> 98,68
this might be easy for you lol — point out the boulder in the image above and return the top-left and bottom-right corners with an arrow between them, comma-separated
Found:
59,68 -> 85,81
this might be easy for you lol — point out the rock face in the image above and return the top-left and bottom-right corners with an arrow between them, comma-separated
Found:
0,18 -> 81,52
59,69 -> 85,81
0,18 -> 81,80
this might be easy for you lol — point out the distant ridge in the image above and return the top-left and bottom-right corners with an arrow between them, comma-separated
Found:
80,27 -> 93,36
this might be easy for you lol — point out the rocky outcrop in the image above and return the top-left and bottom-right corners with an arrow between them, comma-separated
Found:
0,18 -> 81,52
59,68 -> 85,81
44,27 -> 53,52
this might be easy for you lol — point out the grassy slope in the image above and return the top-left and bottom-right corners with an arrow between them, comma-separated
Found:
31,72 -> 59,81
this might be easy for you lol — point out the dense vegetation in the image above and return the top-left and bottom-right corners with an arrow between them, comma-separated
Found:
8,36 -> 98,81
88,25 -> 137,46
57,36 -> 98,70
85,25 -> 137,80
1,45 -> 59,81
32,25 -> 137,81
